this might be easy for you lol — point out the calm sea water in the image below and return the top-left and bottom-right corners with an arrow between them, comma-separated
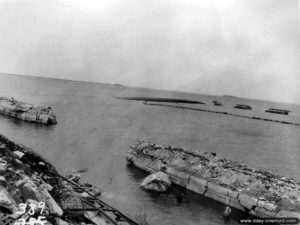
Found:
0,74 -> 299,225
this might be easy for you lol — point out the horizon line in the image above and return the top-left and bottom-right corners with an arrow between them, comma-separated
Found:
0,72 -> 299,106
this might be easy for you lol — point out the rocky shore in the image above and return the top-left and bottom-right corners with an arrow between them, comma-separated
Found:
0,134 -> 139,225
126,141 -> 300,219
0,97 -> 57,125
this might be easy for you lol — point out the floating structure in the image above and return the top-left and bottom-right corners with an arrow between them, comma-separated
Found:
223,95 -> 238,98
213,101 -> 223,106
265,108 -> 290,115
0,134 -> 139,225
234,104 -> 252,110
116,96 -> 205,104
0,97 -> 57,125
126,141 -> 300,219
118,96 -> 300,126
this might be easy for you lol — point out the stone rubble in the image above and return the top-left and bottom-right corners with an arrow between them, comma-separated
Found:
127,140 -> 300,219
0,134 -> 137,225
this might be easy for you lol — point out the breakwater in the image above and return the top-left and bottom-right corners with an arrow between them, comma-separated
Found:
126,141 -> 300,219
117,96 -> 300,126
145,102 -> 300,126
0,97 -> 57,125
116,97 -> 205,104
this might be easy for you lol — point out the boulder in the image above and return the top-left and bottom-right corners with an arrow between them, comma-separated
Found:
21,182 -> 42,201
13,151 -> 25,159
0,176 -> 6,184
0,158 -> 7,174
141,172 -> 171,192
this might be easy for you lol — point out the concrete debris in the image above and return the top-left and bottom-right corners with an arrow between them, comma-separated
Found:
127,140 -> 300,219
0,176 -> 6,184
140,172 -> 171,192
13,151 -> 25,158
0,134 -> 138,225
0,158 -> 7,173
0,185 -> 18,213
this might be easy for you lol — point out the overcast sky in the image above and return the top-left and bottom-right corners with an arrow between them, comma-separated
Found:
0,0 -> 299,103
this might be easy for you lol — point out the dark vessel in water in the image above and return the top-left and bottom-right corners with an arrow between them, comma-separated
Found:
265,108 -> 290,115
213,100 -> 223,106
0,97 -> 57,125
234,104 -> 252,110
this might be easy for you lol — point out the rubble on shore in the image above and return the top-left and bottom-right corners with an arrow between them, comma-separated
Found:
126,140 -> 300,219
0,134 -> 139,225
0,97 -> 57,125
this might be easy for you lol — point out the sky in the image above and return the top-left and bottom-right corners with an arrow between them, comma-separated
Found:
0,0 -> 299,103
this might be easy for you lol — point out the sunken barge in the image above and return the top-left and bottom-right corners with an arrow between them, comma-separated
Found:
126,141 -> 300,219
0,97 -> 57,125
0,134 -> 139,225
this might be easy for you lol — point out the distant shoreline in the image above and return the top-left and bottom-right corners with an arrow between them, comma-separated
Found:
0,72 -> 299,106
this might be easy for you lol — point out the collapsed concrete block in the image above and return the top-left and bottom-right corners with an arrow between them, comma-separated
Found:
0,159 -> 7,174
55,218 -> 70,225
207,182 -> 229,196
0,176 -> 6,184
228,197 -> 246,211
217,173 -> 238,186
166,167 -> 190,187
21,182 -> 42,201
187,176 -> 208,195
0,185 -> 18,213
238,193 -> 258,210
84,211 -> 108,225
148,159 -> 163,171
205,189 -> 230,205
263,202 -> 277,212
228,190 -> 239,199
252,207 -> 276,218
40,188 -> 63,217
276,210 -> 300,218
13,151 -> 25,158
139,156 -> 155,167
202,182 -> 232,204
133,160 -> 155,173
141,172 -> 171,192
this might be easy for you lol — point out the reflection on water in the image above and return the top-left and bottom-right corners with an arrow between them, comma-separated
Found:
0,74 -> 299,225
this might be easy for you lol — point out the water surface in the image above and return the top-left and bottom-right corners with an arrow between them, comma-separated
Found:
0,74 -> 299,225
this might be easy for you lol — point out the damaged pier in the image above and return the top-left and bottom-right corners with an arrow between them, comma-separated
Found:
126,141 -> 300,219
0,97 -> 57,125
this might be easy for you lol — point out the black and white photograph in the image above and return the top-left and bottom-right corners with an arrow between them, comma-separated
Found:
0,0 -> 299,224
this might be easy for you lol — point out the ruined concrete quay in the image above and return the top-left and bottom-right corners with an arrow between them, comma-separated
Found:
126,140 -> 300,219
0,97 -> 57,125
